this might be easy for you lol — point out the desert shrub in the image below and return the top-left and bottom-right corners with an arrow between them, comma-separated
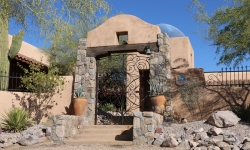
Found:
1,108 -> 33,132
179,80 -> 206,119
231,106 -> 250,123
18,63 -> 65,124
100,103 -> 115,112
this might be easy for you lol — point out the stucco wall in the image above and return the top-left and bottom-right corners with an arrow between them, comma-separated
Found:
169,37 -> 194,69
86,14 -> 161,47
204,72 -> 250,85
0,76 -> 73,122
171,69 -> 250,122
8,35 -> 49,66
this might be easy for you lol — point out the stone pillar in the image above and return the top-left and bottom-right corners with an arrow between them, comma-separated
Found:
133,112 -> 163,145
74,38 -> 96,125
149,33 -> 172,122
49,115 -> 88,143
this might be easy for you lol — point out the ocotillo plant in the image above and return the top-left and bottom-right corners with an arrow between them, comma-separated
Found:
0,29 -> 24,90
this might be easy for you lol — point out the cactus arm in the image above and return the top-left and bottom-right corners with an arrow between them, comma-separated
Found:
8,30 -> 24,59
0,8 -> 10,90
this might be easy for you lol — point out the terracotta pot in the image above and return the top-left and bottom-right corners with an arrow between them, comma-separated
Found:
73,98 -> 88,116
149,95 -> 166,114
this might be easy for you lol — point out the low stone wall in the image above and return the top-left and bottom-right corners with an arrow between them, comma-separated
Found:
133,111 -> 163,145
47,115 -> 88,142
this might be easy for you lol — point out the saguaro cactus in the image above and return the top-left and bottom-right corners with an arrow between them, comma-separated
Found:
9,31 -> 24,59
0,28 -> 24,90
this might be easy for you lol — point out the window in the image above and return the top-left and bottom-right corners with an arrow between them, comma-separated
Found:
116,31 -> 128,45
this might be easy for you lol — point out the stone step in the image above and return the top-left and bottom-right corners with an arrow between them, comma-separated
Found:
73,134 -> 133,141
80,129 -> 131,135
81,125 -> 132,130
64,125 -> 133,145
65,140 -> 133,146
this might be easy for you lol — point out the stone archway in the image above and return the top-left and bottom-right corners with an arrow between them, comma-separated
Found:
73,14 -> 172,125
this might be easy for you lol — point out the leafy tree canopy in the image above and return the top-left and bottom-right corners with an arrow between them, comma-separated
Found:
1,0 -> 110,75
190,0 -> 250,66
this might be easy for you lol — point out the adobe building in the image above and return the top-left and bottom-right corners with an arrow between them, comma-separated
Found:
0,35 -> 73,122
74,14 -> 195,124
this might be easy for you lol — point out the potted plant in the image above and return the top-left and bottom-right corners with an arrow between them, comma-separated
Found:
73,87 -> 88,116
148,79 -> 167,114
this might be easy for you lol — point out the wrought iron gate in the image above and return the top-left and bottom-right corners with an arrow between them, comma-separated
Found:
95,53 -> 150,125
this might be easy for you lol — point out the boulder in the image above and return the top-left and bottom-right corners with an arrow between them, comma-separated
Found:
243,137 -> 250,143
209,135 -> 224,144
199,146 -> 208,150
216,141 -> 230,148
241,142 -> 250,150
181,118 -> 188,124
221,146 -> 232,150
153,138 -> 164,146
206,111 -> 240,127
193,128 -> 204,133
0,133 -> 21,148
161,136 -> 179,147
190,141 -> 199,147
208,127 -> 223,136
197,141 -> 210,147
196,132 -> 209,141
207,145 -> 220,150
19,135 -> 47,146
185,140 -> 191,149
232,146 -> 240,150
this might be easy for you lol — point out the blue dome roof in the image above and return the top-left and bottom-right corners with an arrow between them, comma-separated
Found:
157,24 -> 185,38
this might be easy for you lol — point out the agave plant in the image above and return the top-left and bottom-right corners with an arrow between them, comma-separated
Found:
74,87 -> 85,98
148,80 -> 164,96
1,108 -> 33,132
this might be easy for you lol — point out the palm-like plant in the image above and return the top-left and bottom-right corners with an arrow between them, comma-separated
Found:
1,108 -> 33,132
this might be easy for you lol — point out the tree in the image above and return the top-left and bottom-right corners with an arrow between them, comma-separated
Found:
44,2 -> 111,75
0,0 -> 110,83
191,0 -> 250,66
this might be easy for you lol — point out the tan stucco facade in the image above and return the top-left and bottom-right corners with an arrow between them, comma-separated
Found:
8,35 -> 49,66
170,37 -> 194,69
0,76 -> 73,122
171,68 -> 250,122
86,14 -> 161,47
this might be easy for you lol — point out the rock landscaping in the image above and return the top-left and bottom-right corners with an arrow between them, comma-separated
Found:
0,124 -> 50,148
0,110 -> 249,150
153,111 -> 250,150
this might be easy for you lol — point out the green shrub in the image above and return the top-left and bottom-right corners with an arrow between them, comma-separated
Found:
100,103 -> 115,112
1,108 -> 33,132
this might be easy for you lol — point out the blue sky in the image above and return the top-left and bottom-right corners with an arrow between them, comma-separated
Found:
10,0 -> 249,72
107,0 -> 249,72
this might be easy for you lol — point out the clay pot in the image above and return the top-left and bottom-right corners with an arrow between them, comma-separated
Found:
73,98 -> 88,116
149,95 -> 166,114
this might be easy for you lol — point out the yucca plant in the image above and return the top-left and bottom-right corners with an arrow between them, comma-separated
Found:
1,108 -> 33,132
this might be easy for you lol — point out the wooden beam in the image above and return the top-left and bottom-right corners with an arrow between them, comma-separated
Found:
86,42 -> 158,58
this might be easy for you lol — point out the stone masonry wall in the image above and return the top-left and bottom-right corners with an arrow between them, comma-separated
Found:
48,115 -> 88,143
133,111 -> 163,145
74,38 -> 96,124
149,33 -> 172,121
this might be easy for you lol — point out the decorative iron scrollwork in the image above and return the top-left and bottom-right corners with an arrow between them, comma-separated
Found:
96,53 -> 149,125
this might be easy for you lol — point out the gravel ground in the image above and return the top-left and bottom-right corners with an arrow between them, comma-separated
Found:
6,121 -> 250,150
161,120 -> 250,142
9,143 -> 183,150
